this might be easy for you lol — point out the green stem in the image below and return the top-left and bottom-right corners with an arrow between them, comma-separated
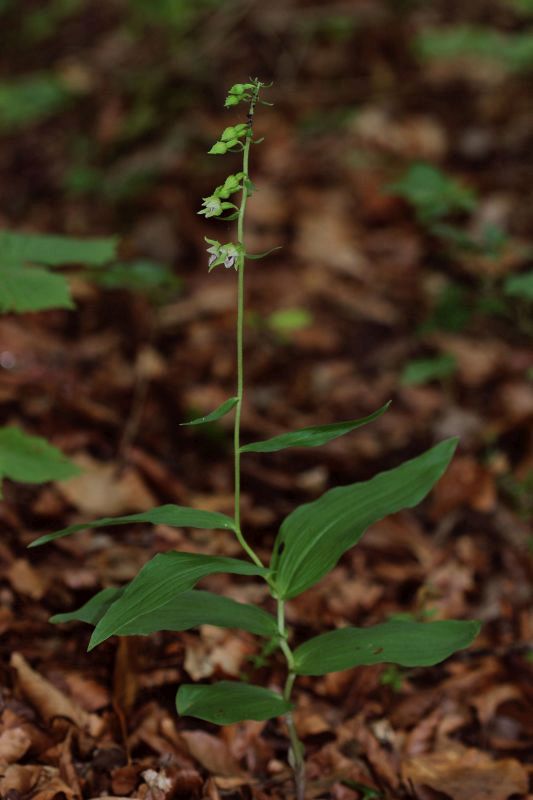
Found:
277,599 -> 306,800
233,82 -> 263,569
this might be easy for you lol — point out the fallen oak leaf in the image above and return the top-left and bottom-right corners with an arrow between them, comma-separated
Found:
10,653 -> 104,737
180,730 -> 242,777
402,742 -> 528,800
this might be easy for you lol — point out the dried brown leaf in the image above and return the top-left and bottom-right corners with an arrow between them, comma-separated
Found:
402,743 -> 528,800
10,653 -> 104,737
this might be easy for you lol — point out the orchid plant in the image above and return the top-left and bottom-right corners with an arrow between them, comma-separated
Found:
31,79 -> 480,799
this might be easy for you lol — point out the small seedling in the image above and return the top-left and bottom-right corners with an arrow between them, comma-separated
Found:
31,80 -> 480,799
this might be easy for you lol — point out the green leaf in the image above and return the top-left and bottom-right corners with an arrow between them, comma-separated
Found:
181,397 -> 239,427
388,163 -> 476,222
50,587 -> 124,626
0,74 -> 71,130
401,355 -> 457,386
241,402 -> 390,454
28,505 -> 237,548
0,263 -> 73,312
52,587 -> 276,638
267,308 -> 313,334
244,246 -> 282,260
271,438 -> 458,599
504,271 -> 533,301
89,552 -> 268,649
176,681 -> 291,724
88,260 -> 181,295
120,589 -> 277,638
0,426 -> 80,496
0,230 -> 118,266
293,619 -> 481,675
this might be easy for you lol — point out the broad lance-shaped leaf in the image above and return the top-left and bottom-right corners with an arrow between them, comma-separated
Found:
54,587 -> 277,639
241,402 -> 390,453
0,230 -> 118,267
50,587 -> 123,626
271,438 -> 458,599
293,619 -> 481,675
180,397 -> 238,426
177,681 -> 291,724
0,263 -> 73,312
29,505 -> 237,548
89,553 -> 269,650
0,426 -> 80,497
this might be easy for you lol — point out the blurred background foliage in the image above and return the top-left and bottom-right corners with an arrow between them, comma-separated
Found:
0,0 -> 531,445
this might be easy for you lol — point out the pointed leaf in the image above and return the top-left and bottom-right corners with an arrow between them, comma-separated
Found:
0,263 -> 73,312
181,397 -> 238,427
271,438 -> 458,599
241,402 -> 390,453
244,246 -> 282,260
0,426 -> 80,496
294,619 -> 481,675
89,552 -> 269,649
29,504 -> 237,548
0,230 -> 118,266
50,587 -> 123,626
52,587 -> 277,638
176,681 -> 291,724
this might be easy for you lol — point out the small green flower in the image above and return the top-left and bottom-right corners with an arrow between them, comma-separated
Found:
199,196 -> 223,218
205,238 -> 243,271
199,196 -> 238,219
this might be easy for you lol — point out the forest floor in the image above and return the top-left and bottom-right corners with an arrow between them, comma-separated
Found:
0,1 -> 532,798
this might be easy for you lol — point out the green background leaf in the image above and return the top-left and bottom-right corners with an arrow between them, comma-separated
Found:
89,552 -> 269,649
0,263 -> 73,312
271,438 -> 458,599
0,230 -> 118,266
0,426 -> 80,495
294,619 -> 481,675
29,504 -> 237,547
401,355 -> 457,386
241,402 -> 390,453
176,681 -> 291,724
504,271 -> 533,301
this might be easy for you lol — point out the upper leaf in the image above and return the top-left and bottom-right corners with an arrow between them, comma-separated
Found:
52,587 -> 277,639
241,402 -> 390,453
0,263 -> 73,312
293,619 -> 481,675
270,438 -> 458,599
0,230 -> 118,267
89,552 -> 269,649
29,505 -> 237,548
0,426 -> 80,496
181,397 -> 239,426
177,681 -> 291,724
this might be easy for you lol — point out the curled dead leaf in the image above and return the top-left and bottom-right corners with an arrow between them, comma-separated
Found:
180,730 -> 242,777
10,653 -> 104,737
